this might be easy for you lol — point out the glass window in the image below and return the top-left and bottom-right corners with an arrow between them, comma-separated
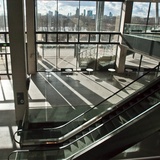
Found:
131,2 -> 150,25
0,34 -> 5,43
37,44 -> 57,71
58,33 -> 67,42
80,34 -> 88,42
36,0 -> 57,31
111,34 -> 119,42
100,34 -> 109,43
58,1 -> 79,31
47,34 -> 56,42
127,2 -> 152,33
102,2 -> 122,31
35,0 -> 122,72
69,34 -> 78,42
36,34 -> 46,42
0,0 -> 8,31
36,0 -> 122,32
79,1 -> 96,31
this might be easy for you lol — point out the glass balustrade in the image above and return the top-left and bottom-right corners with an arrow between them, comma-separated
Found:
15,65 -> 160,146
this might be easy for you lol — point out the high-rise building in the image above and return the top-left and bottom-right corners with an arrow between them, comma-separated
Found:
76,8 -> 79,17
87,10 -> 93,17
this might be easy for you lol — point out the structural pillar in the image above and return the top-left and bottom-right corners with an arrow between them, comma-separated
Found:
116,1 -> 133,73
96,1 -> 104,32
7,0 -> 29,125
155,2 -> 159,25
26,0 -> 36,74
96,1 -> 104,42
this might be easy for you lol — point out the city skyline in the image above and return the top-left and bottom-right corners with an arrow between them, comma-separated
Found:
0,0 -> 159,18
36,1 -> 158,18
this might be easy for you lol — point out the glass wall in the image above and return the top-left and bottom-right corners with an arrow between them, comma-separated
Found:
124,2 -> 160,72
35,0 -> 122,71
125,2 -> 160,33
36,1 -> 122,32
0,0 -> 11,75
0,0 -> 8,31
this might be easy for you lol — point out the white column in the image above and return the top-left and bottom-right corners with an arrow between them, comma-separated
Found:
26,0 -> 36,74
116,1 -> 133,73
7,0 -> 29,124
116,45 -> 127,73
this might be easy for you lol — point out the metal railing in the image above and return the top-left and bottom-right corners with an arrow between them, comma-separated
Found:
13,64 -> 160,146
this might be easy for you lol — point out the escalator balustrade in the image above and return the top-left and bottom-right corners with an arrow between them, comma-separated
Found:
8,81 -> 160,160
10,66 -> 160,159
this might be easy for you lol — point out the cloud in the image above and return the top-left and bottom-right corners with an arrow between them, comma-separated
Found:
132,2 -> 157,18
37,1 -> 122,16
0,0 -> 156,19
104,2 -> 122,16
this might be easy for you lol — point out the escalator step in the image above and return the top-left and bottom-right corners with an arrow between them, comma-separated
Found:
98,125 -> 108,137
147,96 -> 159,105
119,112 -> 132,120
95,123 -> 105,135
117,114 -> 129,125
76,134 -> 85,144
125,108 -> 138,118
77,138 -> 86,150
111,117 -> 122,128
70,142 -> 79,153
133,104 -> 146,113
155,92 -> 160,99
90,129 -> 101,141
64,148 -> 72,159
139,99 -> 151,110
83,134 -> 94,145
104,121 -> 116,132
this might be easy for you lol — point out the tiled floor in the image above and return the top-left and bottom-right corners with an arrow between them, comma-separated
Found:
0,68 -> 160,159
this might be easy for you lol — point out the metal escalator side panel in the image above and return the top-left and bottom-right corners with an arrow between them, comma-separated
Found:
73,102 -> 160,160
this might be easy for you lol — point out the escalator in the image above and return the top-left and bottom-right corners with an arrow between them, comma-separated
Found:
10,67 -> 160,160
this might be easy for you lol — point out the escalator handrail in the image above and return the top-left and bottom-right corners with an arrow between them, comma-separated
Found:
17,84 -> 160,146
40,99 -> 160,152
8,150 -> 29,160
59,94 -> 160,151
15,64 -> 160,144
26,64 -> 160,130
9,101 -> 160,160
69,102 -> 160,160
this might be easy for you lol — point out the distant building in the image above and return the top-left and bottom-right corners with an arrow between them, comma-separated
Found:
109,12 -> 113,18
76,8 -> 79,17
84,9 -> 86,16
55,10 -> 58,16
87,10 -> 93,17
48,11 -> 53,31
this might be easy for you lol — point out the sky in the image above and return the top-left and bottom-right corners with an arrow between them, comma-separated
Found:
36,1 -> 157,17
0,0 -> 158,18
